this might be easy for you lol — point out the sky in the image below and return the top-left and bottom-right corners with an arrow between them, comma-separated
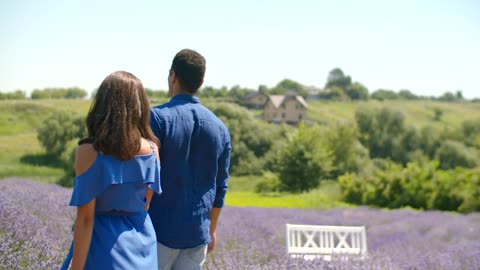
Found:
1,0 -> 479,98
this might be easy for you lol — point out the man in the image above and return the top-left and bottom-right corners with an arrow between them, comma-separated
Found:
149,49 -> 231,270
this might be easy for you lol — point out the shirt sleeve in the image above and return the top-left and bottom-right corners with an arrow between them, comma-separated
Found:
213,132 -> 232,208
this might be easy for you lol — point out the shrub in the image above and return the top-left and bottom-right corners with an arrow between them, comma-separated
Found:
255,171 -> 281,193
338,160 -> 480,213
276,124 -> 333,192
325,123 -> 369,177
207,102 -> 289,176
462,119 -> 480,148
37,112 -> 85,157
57,140 -> 78,187
435,140 -> 479,169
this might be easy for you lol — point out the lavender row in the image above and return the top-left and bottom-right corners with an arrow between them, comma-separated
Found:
0,178 -> 74,269
1,178 -> 479,269
207,206 -> 480,269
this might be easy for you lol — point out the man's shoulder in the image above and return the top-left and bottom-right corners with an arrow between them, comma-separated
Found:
150,101 -> 176,117
198,105 -> 228,129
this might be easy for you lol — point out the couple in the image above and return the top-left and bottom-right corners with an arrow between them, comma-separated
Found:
61,49 -> 232,270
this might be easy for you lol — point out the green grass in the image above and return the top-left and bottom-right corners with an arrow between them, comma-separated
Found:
0,99 -> 91,182
307,100 -> 480,130
0,133 -> 63,183
226,177 -> 351,209
0,99 -> 91,135
225,191 -> 351,209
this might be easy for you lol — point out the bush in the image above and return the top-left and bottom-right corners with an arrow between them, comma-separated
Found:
255,171 -> 281,193
57,139 -> 78,187
355,107 -> 406,160
276,124 -> 333,192
37,112 -> 86,187
435,140 -> 479,169
325,123 -> 369,177
37,112 -> 86,157
338,160 -> 480,213
462,119 -> 480,148
207,102 -> 289,176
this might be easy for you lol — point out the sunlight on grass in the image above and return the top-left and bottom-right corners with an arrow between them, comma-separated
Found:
226,179 -> 351,209
226,191 -> 351,209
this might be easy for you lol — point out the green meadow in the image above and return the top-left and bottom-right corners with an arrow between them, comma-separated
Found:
1,99 -> 479,208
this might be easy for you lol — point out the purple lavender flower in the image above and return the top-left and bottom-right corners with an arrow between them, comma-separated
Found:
1,179 -> 479,269
0,178 -> 74,269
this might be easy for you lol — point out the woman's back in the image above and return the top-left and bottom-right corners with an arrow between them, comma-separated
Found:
61,138 -> 161,270
72,141 -> 159,213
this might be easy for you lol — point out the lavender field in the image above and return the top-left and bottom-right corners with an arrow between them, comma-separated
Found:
1,178 -> 479,270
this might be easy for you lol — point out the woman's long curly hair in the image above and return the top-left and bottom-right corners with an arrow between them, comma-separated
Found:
80,71 -> 159,160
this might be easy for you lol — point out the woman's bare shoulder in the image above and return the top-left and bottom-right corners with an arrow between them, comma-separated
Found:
137,138 -> 158,155
75,143 -> 97,176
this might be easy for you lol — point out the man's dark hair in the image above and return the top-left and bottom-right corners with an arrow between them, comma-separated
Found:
171,49 -> 206,94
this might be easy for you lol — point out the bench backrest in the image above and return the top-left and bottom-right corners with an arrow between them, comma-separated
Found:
286,224 -> 367,260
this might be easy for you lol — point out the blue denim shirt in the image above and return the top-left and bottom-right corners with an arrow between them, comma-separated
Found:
148,94 -> 231,249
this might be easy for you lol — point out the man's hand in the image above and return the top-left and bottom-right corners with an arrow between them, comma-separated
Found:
207,231 -> 216,253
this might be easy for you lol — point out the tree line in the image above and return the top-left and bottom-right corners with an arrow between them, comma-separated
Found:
0,87 -> 88,100
2,68 -> 478,102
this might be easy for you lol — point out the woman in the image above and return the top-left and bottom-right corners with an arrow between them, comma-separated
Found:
61,71 -> 161,270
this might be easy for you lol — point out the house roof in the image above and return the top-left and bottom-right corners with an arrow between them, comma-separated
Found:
267,95 -> 308,109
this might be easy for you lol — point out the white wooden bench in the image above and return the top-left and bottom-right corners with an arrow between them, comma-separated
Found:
286,224 -> 367,261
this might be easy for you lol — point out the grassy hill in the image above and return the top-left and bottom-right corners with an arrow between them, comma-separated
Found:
1,98 -> 479,208
0,100 -> 91,181
307,100 -> 480,130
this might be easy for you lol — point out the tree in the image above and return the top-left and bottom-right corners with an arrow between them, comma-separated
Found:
276,124 -> 333,192
456,90 -> 463,100
370,89 -> 399,101
31,87 -> 87,99
318,86 -> 345,100
355,107 -> 409,162
345,82 -> 369,100
435,140 -> 479,169
326,123 -> 369,177
228,85 -> 255,101
437,91 -> 456,102
325,68 -> 352,91
398,89 -> 418,100
272,79 -> 308,97
37,112 -> 86,156
0,90 -> 26,100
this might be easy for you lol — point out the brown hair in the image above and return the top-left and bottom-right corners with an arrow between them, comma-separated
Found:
80,71 -> 159,160
171,49 -> 206,94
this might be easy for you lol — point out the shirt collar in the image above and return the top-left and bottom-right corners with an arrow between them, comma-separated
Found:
171,93 -> 200,103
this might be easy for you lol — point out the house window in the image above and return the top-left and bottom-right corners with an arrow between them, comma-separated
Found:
298,114 -> 303,120
282,113 -> 286,118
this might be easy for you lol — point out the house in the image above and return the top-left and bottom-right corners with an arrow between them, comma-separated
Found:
263,94 -> 308,124
244,91 -> 268,109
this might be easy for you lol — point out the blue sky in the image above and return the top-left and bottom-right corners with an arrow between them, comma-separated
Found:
1,0 -> 479,98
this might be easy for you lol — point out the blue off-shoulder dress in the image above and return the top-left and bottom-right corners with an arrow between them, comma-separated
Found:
60,143 -> 161,270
